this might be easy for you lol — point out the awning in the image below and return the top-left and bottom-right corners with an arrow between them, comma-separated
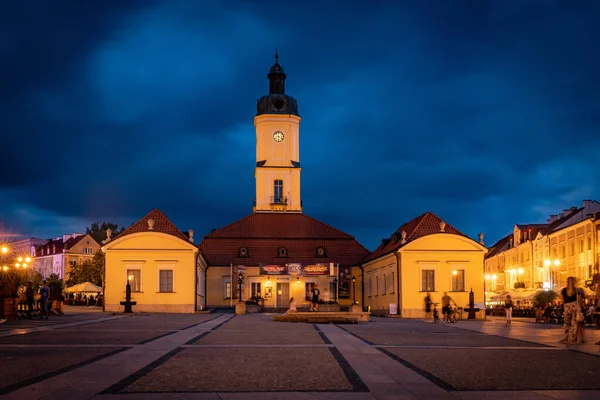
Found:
65,282 -> 102,293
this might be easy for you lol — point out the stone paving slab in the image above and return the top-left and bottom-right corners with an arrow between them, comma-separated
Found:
94,393 -> 377,399
219,314 -> 317,332
0,329 -> 175,345
0,347 -> 125,395
355,332 -> 547,347
191,329 -> 325,345
95,314 -> 216,330
384,348 -> 600,390
122,347 -> 354,393
0,313 -> 112,331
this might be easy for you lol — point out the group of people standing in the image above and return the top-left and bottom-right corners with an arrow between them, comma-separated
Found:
502,276 -> 590,344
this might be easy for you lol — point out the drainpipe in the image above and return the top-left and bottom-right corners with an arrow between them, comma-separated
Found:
359,265 -> 364,310
530,239 -> 535,289
394,251 -> 402,316
194,252 -> 198,312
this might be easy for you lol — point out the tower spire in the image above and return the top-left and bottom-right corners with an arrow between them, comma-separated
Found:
275,48 -> 279,64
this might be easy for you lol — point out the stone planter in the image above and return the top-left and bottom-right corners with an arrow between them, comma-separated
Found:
246,304 -> 260,313
235,302 -> 247,315
1,297 -> 19,320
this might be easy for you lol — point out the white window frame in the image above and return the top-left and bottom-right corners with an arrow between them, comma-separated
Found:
157,264 -> 175,293
451,269 -> 466,292
126,268 -> 142,292
420,265 -> 436,292
224,278 -> 232,299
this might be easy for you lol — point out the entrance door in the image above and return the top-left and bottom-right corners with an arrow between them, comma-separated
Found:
276,283 -> 290,307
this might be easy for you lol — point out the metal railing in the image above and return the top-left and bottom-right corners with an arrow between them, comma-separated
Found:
270,196 -> 288,205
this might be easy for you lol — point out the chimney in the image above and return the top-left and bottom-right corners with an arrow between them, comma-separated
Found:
62,234 -> 70,242
478,232 -> 484,245
400,231 -> 407,244
148,218 -> 155,230
547,214 -> 558,224
439,221 -> 446,232
188,229 -> 194,243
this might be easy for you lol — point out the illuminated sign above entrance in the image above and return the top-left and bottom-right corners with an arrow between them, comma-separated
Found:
259,263 -> 334,276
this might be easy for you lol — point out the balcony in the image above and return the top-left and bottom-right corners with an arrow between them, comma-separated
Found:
270,196 -> 288,205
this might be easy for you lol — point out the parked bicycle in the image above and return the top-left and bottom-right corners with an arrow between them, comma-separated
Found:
449,306 -> 464,323
432,302 -> 440,323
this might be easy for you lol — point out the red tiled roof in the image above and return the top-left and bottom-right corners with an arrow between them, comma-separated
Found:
199,213 -> 369,267
485,234 -> 511,259
113,209 -> 190,243
35,238 -> 64,257
361,212 -> 470,263
64,234 -> 89,249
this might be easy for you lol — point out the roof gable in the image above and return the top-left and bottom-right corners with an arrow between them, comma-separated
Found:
198,213 -> 369,267
113,209 -> 190,243
362,212 -> 469,263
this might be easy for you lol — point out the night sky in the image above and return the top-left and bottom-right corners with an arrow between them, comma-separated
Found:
1,1 -> 599,251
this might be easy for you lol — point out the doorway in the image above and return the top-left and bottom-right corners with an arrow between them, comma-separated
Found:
276,282 -> 290,307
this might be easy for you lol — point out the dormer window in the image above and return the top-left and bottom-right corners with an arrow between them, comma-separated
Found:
316,247 -> 326,257
278,247 -> 288,257
238,247 -> 249,257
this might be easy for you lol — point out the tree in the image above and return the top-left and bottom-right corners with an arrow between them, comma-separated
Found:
86,222 -> 126,244
533,290 -> 558,308
66,250 -> 104,287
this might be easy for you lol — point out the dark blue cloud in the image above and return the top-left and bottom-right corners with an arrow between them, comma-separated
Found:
1,1 -> 599,250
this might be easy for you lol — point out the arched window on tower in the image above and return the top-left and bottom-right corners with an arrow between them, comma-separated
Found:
272,180 -> 285,204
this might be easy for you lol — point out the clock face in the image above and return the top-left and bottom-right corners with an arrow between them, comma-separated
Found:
273,131 -> 284,142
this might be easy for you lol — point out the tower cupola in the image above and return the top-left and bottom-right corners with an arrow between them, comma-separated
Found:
256,51 -> 299,117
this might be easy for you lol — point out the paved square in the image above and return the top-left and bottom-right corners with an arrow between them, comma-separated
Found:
1,313 -> 600,400
122,347 -> 354,392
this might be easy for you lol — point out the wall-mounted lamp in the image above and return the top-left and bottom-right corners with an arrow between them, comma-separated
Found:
452,270 -> 458,276
296,277 -> 300,285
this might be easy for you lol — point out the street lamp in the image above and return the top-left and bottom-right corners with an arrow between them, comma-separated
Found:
238,273 -> 243,303
351,276 -> 356,305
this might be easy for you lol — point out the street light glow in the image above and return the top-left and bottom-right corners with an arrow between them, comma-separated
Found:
485,274 -> 491,280
17,257 -> 23,262
25,257 -> 31,263
1,246 -> 7,254
544,260 -> 551,267
517,268 -> 524,275
553,260 -> 560,266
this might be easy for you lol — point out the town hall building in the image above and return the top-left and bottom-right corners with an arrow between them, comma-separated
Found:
102,54 -> 487,317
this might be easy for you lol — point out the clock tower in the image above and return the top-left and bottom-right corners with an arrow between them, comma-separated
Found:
253,52 -> 302,213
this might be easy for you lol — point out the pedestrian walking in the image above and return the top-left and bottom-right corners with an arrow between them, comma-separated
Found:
283,297 -> 297,316
560,276 -> 583,344
25,281 -> 35,319
504,295 -> 513,324
441,292 -> 456,323
39,280 -> 50,320
310,284 -> 320,312
424,292 -> 433,322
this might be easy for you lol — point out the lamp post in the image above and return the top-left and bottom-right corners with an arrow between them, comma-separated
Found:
238,273 -> 243,303
351,276 -> 356,305
333,277 -> 338,303
120,275 -> 136,313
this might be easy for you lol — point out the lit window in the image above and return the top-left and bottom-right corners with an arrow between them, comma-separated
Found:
127,269 -> 141,292
224,280 -> 231,299
451,270 -> 465,292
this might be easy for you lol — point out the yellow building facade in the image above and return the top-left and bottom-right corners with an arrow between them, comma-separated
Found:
102,209 -> 200,313
485,202 -> 600,296
362,213 -> 487,319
